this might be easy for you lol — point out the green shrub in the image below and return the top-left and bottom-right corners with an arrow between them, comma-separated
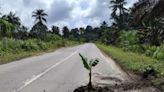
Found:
44,34 -> 61,42
0,41 -> 3,51
0,37 -> 79,64
21,39 -> 40,51
118,30 -> 140,52
0,38 -> 22,52
37,41 -> 48,50
144,45 -> 157,57
142,44 -> 164,61
153,45 -> 164,61
156,52 -> 164,61
97,44 -> 164,76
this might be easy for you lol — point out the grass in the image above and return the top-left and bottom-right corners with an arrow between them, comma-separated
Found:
96,44 -> 164,74
96,44 -> 164,87
0,38 -> 79,65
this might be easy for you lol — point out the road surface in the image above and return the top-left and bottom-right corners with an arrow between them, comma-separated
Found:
0,43 -> 130,92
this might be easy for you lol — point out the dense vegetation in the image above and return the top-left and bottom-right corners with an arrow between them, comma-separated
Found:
0,9 -> 79,64
96,0 -> 164,87
97,44 -> 164,85
0,0 -> 163,86
0,37 -> 78,64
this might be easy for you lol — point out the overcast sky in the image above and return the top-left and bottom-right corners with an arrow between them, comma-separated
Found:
0,0 -> 138,29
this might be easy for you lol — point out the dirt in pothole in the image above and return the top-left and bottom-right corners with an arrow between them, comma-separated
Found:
74,74 -> 162,92
74,81 -> 161,92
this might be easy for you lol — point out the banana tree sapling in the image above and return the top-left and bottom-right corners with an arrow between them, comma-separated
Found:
79,53 -> 100,89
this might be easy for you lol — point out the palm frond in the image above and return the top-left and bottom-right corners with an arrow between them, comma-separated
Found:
42,18 -> 47,23
41,13 -> 48,16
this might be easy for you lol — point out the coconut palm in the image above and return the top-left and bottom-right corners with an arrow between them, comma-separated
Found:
110,0 -> 128,17
130,0 -> 164,45
110,0 -> 129,30
30,9 -> 48,40
2,12 -> 20,26
32,9 -> 48,24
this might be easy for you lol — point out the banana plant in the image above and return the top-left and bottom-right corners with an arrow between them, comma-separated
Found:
79,53 -> 100,89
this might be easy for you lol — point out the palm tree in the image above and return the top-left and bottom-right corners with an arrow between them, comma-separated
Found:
30,9 -> 48,40
2,12 -> 20,26
110,0 -> 128,16
130,0 -> 164,45
32,9 -> 48,24
110,0 -> 128,30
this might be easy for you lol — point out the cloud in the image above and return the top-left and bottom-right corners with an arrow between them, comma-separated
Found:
0,0 -> 138,29
126,0 -> 138,8
47,0 -> 74,23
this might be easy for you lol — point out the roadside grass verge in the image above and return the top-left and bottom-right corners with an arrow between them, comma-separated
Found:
0,38 -> 79,65
96,44 -> 164,87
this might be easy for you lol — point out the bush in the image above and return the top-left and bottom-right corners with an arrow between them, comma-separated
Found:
97,44 -> 164,77
0,38 -> 22,52
144,46 -> 157,57
44,34 -> 61,42
153,45 -> 164,61
117,30 -> 140,52
21,39 -> 40,51
37,41 -> 48,50
0,37 -> 79,64
142,44 -> 164,61
0,41 -> 3,51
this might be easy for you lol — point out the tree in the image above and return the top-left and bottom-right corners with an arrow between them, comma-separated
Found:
138,18 -> 164,45
100,21 -> 108,38
129,0 -> 152,28
79,53 -> 99,89
52,26 -> 60,36
110,0 -> 129,30
32,9 -> 48,24
2,12 -> 21,26
30,22 -> 48,40
100,27 -> 118,44
130,0 -> 164,45
82,25 -> 93,42
70,28 -> 79,39
62,26 -> 70,38
85,25 -> 93,33
100,21 -> 108,29
0,18 -> 15,37
13,26 -> 29,40
144,0 -> 164,21
79,27 -> 85,35
31,9 -> 48,40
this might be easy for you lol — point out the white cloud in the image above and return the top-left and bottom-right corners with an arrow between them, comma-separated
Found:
0,0 -> 138,29
47,0 -> 74,23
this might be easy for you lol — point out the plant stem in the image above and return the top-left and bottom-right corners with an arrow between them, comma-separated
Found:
88,68 -> 92,89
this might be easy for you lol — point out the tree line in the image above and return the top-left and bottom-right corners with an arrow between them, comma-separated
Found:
0,0 -> 164,46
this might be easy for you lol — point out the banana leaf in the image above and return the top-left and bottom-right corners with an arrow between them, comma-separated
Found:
79,53 -> 91,70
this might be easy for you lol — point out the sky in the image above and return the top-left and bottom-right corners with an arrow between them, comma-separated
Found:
0,0 -> 138,29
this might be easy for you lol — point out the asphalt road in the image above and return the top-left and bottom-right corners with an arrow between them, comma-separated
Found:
0,43 -> 130,92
